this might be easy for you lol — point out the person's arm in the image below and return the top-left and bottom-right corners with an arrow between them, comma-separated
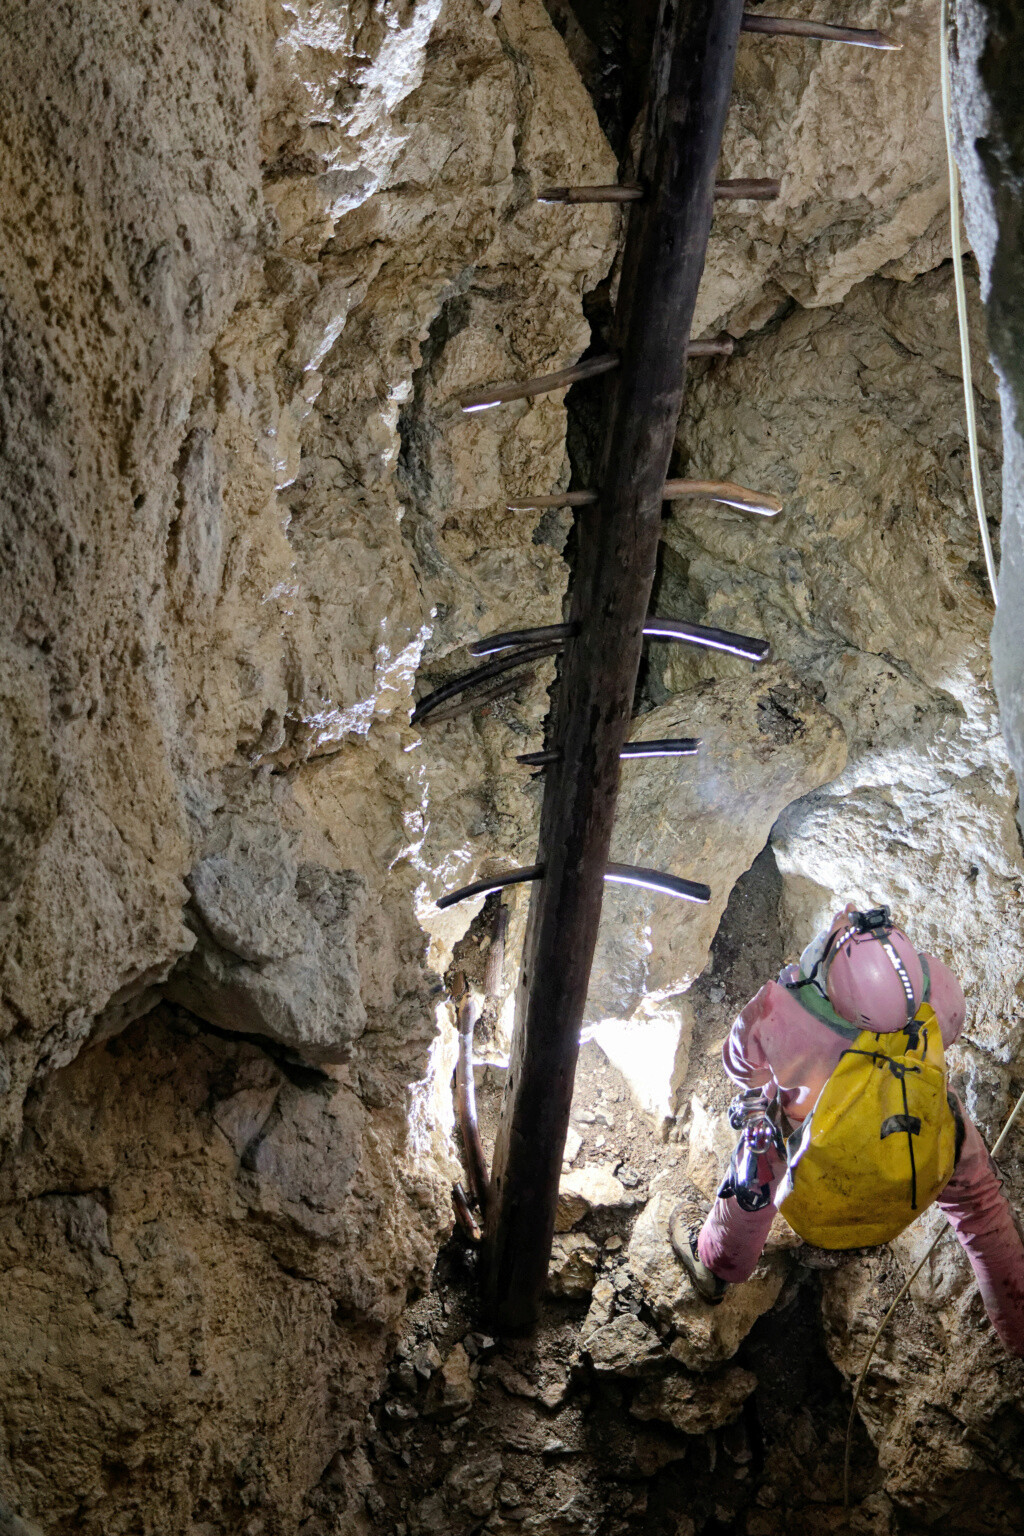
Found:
721,983 -> 776,1089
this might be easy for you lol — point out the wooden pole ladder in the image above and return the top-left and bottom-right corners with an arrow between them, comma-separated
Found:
414,0 -> 902,1332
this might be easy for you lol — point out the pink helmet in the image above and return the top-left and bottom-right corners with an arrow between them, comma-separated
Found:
824,912 -> 924,1032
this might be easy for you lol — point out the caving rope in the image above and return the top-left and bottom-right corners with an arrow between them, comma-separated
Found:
940,0 -> 998,604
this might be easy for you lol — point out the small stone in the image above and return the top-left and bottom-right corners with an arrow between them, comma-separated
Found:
604,1235 -> 623,1251
563,1126 -> 583,1164
555,1165 -> 632,1231
423,1344 -> 475,1421
576,1111 -> 597,1124
630,1364 -> 757,1435
547,1233 -> 600,1298
444,1452 -> 503,1518
384,1400 -> 419,1421
584,1312 -> 666,1377
413,1341 -> 442,1379
537,1378 -> 569,1410
582,1278 -> 616,1335
595,1134 -> 606,1148
392,1361 -> 417,1394
617,1166 -> 641,1189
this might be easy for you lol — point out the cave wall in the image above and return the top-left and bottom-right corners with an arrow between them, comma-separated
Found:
0,0 -> 618,1525
2,0 -> 1024,1530
950,0 -> 1024,817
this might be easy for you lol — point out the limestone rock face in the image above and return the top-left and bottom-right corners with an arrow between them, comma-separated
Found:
0,1010 -> 435,1534
627,1193 -> 788,1372
695,0 -> 948,336
167,815 -> 368,1059
0,0 -> 617,1525
589,663 -> 846,1020
630,1363 -> 758,1436
950,1 -> 1024,839
667,267 -> 1024,1077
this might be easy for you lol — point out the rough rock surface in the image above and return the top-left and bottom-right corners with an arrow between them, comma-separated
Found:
590,663 -> 846,1020
0,1008 -> 435,1534
0,0 -> 616,1525
696,0 -> 949,336
951,1 -> 1024,831
627,1192 -> 788,1372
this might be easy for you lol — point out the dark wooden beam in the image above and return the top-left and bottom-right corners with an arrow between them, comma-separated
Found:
483,0 -> 748,1332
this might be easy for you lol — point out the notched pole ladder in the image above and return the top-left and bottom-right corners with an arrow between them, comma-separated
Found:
418,0 -> 902,1332
483,0 -> 750,1332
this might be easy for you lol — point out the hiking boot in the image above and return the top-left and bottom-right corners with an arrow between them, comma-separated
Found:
669,1202 -> 729,1306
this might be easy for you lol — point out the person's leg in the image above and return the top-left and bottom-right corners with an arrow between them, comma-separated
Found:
696,1174 -> 781,1283
685,1142 -> 787,1284
936,1099 -> 1024,1356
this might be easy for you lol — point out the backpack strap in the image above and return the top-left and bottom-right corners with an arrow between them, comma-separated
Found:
919,952 -> 931,1004
786,978 -> 862,1041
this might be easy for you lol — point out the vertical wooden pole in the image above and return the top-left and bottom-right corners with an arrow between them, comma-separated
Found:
483,0 -> 746,1332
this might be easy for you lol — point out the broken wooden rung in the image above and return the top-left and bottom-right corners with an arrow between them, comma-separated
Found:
411,640 -> 562,725
537,179 -> 780,204
452,1183 -> 481,1243
741,13 -> 900,49
516,738 -> 701,769
643,617 -> 770,662
436,861 -> 710,911
507,478 -> 781,517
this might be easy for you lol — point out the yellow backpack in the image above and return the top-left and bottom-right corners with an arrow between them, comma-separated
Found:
777,977 -> 957,1249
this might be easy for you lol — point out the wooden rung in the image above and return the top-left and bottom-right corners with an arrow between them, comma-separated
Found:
456,992 -> 490,1213
437,865 -> 544,911
741,13 -> 900,48
438,861 -> 710,910
507,491 -> 598,511
508,479 -> 781,516
518,738 -> 701,769
663,478 -> 783,516
643,617 -> 770,662
457,355 -> 618,412
411,641 -> 562,724
424,670 -> 538,726
539,179 -> 779,204
714,178 -> 781,200
621,737 -> 701,758
470,622 -> 577,658
537,184 -> 643,203
605,863 -> 711,903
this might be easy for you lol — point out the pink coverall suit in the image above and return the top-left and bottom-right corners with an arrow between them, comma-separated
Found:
696,955 -> 1024,1355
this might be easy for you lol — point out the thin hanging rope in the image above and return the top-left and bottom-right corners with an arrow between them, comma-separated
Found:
843,1080 -> 1024,1507
940,0 -> 999,604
